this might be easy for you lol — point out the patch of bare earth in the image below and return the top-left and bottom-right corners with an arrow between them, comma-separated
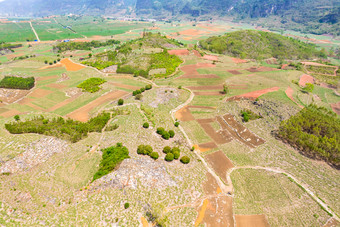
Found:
149,88 -> 179,108
168,49 -> 189,56
331,102 -> 340,115
195,142 -> 218,152
235,214 -> 270,227
0,88 -> 30,104
29,88 -> 53,98
299,74 -> 314,87
193,91 -> 224,96
232,58 -> 248,64
177,63 -> 218,79
108,82 -> 140,90
203,55 -> 218,61
247,66 -> 279,72
228,70 -> 242,75
285,87 -> 303,108
175,106 -> 195,121
227,87 -> 280,101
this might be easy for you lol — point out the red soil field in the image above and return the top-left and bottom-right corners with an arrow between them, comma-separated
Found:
285,87 -> 303,108
227,87 -> 279,101
195,141 -> 218,152
203,55 -> 218,61
0,109 -> 21,118
235,214 -> 270,227
179,29 -> 206,36
194,91 -> 224,96
299,74 -> 314,87
108,82 -> 140,90
331,102 -> 340,115
177,63 -> 217,79
247,66 -> 279,72
187,105 -> 216,110
202,172 -> 221,195
196,118 -> 215,124
205,150 -> 234,184
228,70 -> 242,75
66,90 -> 128,122
175,106 -> 195,121
232,58 -> 248,64
198,120 -> 232,144
35,75 -> 58,81
192,50 -> 202,58
60,58 -> 85,72
168,49 -> 189,56
187,85 -> 223,90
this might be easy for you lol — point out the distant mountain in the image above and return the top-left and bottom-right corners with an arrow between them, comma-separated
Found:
0,0 -> 339,35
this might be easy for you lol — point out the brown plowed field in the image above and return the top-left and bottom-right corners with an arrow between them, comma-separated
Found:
235,214 -> 270,227
108,82 -> 140,90
67,90 -> 128,122
222,114 -> 265,147
198,121 -> 230,144
232,58 -> 248,64
175,106 -> 195,121
299,74 -> 314,87
192,50 -> 202,58
18,97 -> 33,105
323,218 -> 339,227
177,63 -> 217,79
195,196 -> 234,227
227,87 -> 279,101
168,49 -> 189,56
194,91 -> 224,96
247,66 -> 279,72
36,75 -> 58,81
202,172 -> 221,195
203,55 -> 218,61
60,58 -> 85,72
228,70 -> 242,75
29,88 -> 53,98
179,29 -> 206,36
0,89 -> 30,104
205,150 -> 234,184
196,118 -> 215,124
180,74 -> 219,79
196,141 -> 218,152
187,85 -> 223,90
39,63 -> 63,70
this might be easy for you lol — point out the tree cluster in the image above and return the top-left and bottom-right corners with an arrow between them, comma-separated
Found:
5,112 -> 111,143
0,76 -> 35,90
54,39 -> 120,52
157,127 -> 175,140
278,105 -> 340,167
93,143 -> 130,181
137,145 -> 159,160
240,109 -> 262,122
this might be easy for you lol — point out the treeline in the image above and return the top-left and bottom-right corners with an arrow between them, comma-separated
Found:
0,76 -> 35,90
199,30 -> 326,60
0,42 -> 22,51
5,112 -> 111,143
278,105 -> 340,167
54,39 -> 120,52
93,143 -> 130,181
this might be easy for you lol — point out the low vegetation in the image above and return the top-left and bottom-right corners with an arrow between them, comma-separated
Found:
240,109 -> 262,122
0,76 -> 35,90
156,127 -> 175,140
278,105 -> 340,167
93,143 -> 130,181
77,77 -> 106,93
5,112 -> 111,143
200,30 -> 326,60
54,39 -> 120,52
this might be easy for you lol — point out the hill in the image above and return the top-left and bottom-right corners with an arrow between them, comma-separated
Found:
199,30 -> 327,60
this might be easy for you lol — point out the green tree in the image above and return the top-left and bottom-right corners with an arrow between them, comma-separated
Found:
165,153 -> 174,162
180,156 -> 190,164
143,122 -> 149,128
14,115 -> 20,121
118,99 -> 124,105
150,152 -> 159,160
168,130 -> 175,138
163,146 -> 171,154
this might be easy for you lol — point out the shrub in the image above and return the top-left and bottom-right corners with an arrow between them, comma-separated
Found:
14,115 -> 20,121
124,203 -> 130,209
163,146 -> 171,154
162,131 -> 170,140
156,127 -> 165,135
191,146 -> 195,151
171,147 -> 180,154
145,84 -> 152,90
136,89 -> 141,94
180,156 -> 190,164
135,94 -> 143,100
150,152 -> 159,160
93,143 -> 129,181
165,153 -> 174,162
144,145 -> 153,155
174,122 -> 179,127
118,99 -> 124,105
143,122 -> 149,128
168,130 -> 175,138
173,150 -> 180,159
132,90 -> 137,96
137,145 -> 146,155
140,87 -> 145,92
77,78 -> 106,93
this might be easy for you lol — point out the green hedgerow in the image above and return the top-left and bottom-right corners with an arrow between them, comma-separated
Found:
165,153 -> 174,162
180,156 -> 190,164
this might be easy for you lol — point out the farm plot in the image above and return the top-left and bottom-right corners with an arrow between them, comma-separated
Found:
227,87 -> 280,101
204,150 -> 234,184
299,74 -> 314,87
0,88 -> 31,104
198,119 -> 233,144
247,66 -> 279,72
175,105 -> 195,121
168,49 -> 189,56
177,63 -> 217,79
66,90 -> 128,122
195,141 -> 218,152
60,58 -> 85,71
235,214 -> 270,227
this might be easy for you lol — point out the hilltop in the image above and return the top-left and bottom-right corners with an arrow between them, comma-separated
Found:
199,30 -> 327,60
